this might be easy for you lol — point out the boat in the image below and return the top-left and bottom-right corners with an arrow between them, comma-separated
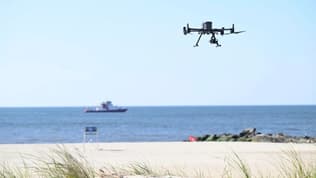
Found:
84,101 -> 128,113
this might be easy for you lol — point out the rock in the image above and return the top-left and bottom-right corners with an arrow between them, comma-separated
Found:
239,128 -> 256,137
298,138 -> 308,143
252,134 -> 273,142
188,128 -> 316,143
232,134 -> 239,139
276,133 -> 284,137
216,134 -> 239,142
238,137 -> 252,142
286,138 -> 297,143
206,134 -> 218,141
304,136 -> 310,139
199,134 -> 210,141
255,133 -> 265,137
272,135 -> 286,142
217,135 -> 233,142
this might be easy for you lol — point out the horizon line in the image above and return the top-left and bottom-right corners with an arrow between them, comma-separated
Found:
0,104 -> 315,108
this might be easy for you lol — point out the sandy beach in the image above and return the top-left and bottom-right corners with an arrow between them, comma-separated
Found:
0,142 -> 315,177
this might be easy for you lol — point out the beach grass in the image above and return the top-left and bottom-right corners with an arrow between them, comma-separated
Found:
279,149 -> 316,178
231,152 -> 251,178
98,163 -> 181,177
0,145 -> 96,178
0,162 -> 31,178
33,146 -> 95,178
221,148 -> 316,178
0,145 -> 315,178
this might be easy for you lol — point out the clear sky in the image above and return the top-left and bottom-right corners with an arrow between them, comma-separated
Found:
1,0 -> 316,106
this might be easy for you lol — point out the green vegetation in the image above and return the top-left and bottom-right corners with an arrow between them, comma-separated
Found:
279,149 -> 316,178
221,149 -> 316,178
0,146 -> 315,178
0,163 -> 31,178
0,146 -> 95,178
231,152 -> 251,178
33,146 -> 95,178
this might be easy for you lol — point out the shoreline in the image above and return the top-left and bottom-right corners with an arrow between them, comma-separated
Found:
1,142 -> 315,177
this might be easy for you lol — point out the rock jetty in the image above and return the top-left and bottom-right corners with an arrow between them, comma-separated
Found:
188,128 -> 316,143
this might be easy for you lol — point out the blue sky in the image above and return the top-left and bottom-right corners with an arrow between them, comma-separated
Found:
1,0 -> 316,106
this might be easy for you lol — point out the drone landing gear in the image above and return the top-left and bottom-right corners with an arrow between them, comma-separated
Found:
193,33 -> 203,47
210,35 -> 221,47
193,33 -> 222,47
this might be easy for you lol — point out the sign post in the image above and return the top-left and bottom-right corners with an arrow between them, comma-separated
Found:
83,126 -> 98,143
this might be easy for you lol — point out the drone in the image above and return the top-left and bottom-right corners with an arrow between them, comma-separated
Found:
183,21 -> 245,47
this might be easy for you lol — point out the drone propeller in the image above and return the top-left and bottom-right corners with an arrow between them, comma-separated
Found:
223,30 -> 246,35
183,24 -> 191,35
229,24 -> 245,34
224,23 -> 245,35
233,30 -> 246,34
231,24 -> 235,33
183,26 -> 187,35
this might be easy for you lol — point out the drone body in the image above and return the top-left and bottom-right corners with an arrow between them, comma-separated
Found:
183,21 -> 245,47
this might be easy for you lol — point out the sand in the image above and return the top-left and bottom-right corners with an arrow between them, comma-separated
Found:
0,142 -> 315,177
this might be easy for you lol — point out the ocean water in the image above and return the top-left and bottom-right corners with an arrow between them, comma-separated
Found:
0,106 -> 315,144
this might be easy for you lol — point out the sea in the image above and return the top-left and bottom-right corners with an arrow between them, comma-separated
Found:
0,106 -> 315,144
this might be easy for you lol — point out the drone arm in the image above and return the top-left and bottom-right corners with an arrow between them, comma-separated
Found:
215,28 -> 233,32
188,28 -> 203,33
220,24 -> 245,34
183,26 -> 202,35
194,33 -> 203,47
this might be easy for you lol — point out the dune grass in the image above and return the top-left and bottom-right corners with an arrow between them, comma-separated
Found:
33,146 -> 95,178
279,149 -> 316,178
221,149 -> 316,178
0,162 -> 31,178
99,162 -> 158,177
221,152 -> 251,178
0,145 -> 315,178
0,146 -> 95,178
98,162 -> 182,177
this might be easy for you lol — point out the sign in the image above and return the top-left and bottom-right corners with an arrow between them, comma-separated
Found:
85,126 -> 97,133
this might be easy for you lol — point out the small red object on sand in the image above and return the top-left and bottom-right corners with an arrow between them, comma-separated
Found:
189,135 -> 197,142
